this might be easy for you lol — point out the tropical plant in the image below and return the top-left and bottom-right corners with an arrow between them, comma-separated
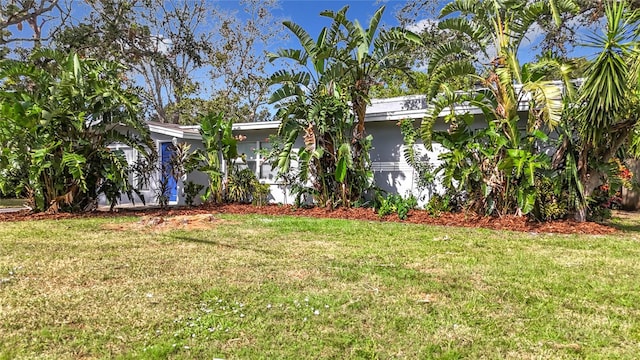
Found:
319,6 -> 421,167
268,5 -> 419,208
195,111 -> 239,203
415,0 -> 578,216
268,12 -> 362,207
155,163 -> 171,209
374,193 -> 418,220
0,50 -> 153,212
252,182 -> 271,206
398,119 -> 437,201
183,181 -> 204,206
168,142 -> 199,183
226,168 -> 257,203
568,0 -> 640,221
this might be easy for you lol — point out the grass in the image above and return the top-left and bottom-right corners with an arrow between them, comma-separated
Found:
1,214 -> 640,359
0,198 -> 24,208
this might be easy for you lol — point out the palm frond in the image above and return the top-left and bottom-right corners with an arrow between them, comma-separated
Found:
269,70 -> 311,87
268,49 -> 308,65
579,1 -> 631,145
282,21 -> 317,59
427,59 -> 477,100
440,0 -> 482,18
522,81 -> 563,130
438,17 -> 487,44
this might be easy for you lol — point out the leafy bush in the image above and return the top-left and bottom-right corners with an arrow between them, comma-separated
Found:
425,194 -> 451,217
587,185 -> 620,221
155,164 -> 171,209
0,50 -> 153,212
227,168 -> 257,203
183,181 -> 204,206
375,194 -> 418,220
532,176 -> 568,221
252,182 -> 271,206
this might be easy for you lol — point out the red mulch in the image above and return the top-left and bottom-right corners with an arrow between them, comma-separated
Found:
0,204 -> 618,235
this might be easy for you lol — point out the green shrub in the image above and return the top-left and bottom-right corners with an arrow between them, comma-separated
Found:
227,168 -> 257,203
532,176 -> 568,221
252,182 -> 271,206
183,181 -> 204,206
375,194 -> 418,220
587,185 -> 619,222
425,194 -> 450,217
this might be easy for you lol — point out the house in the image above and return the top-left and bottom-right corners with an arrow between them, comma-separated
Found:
102,92 -> 549,207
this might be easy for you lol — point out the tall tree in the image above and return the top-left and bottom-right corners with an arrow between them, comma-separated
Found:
320,6 -> 421,167
55,0 -> 214,124
0,0 -> 72,55
208,0 -> 284,123
398,0 -> 590,57
415,0 -> 578,216
268,5 -> 419,207
569,1 -> 640,221
268,9 -> 356,206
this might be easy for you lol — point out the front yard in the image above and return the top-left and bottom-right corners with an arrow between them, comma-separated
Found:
1,214 -> 639,359
0,198 -> 24,208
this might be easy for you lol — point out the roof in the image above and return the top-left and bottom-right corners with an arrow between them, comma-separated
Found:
146,82 -> 563,138
145,95 -> 437,137
147,121 -> 202,140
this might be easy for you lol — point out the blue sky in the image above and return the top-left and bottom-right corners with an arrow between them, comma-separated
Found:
273,0 -> 403,37
7,0 -> 601,64
229,0 -> 600,63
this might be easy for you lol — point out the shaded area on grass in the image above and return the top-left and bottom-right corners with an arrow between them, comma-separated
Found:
605,210 -> 640,232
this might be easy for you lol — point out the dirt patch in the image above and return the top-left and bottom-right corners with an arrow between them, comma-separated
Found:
102,213 -> 219,232
0,203 -> 620,235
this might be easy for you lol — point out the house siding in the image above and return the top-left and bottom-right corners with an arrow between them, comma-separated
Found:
103,93 -> 571,208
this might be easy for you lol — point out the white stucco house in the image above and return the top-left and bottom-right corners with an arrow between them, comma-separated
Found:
102,93 -> 534,207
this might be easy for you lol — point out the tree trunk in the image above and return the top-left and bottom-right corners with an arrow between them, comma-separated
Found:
351,96 -> 367,167
575,169 -> 600,222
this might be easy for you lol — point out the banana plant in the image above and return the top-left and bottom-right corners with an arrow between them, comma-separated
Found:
196,111 -> 238,204
414,0 -> 578,216
499,148 -> 551,215
319,5 -> 421,166
268,7 -> 394,207
570,0 -> 640,221
0,50 -> 152,212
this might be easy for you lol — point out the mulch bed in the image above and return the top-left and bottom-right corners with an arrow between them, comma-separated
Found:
0,203 -> 618,235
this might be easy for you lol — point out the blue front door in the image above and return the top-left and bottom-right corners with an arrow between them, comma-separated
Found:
161,142 -> 178,202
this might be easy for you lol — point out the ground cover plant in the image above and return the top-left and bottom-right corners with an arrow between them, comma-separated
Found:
1,214 -> 639,359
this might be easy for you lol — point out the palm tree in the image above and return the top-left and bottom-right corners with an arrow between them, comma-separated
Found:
418,0 -> 579,215
571,0 -> 640,221
268,6 -> 420,207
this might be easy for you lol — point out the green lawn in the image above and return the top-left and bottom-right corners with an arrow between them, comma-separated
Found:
0,198 -> 24,208
1,214 -> 639,359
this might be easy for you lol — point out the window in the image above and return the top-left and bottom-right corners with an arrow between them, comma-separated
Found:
236,140 -> 278,182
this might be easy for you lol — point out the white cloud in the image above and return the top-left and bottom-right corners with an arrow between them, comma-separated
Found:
150,34 -> 172,54
405,18 -> 438,33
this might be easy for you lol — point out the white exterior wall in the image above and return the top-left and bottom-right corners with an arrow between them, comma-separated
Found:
368,121 -> 446,205
102,130 -> 210,207
102,91 -> 553,207
232,128 -> 306,205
